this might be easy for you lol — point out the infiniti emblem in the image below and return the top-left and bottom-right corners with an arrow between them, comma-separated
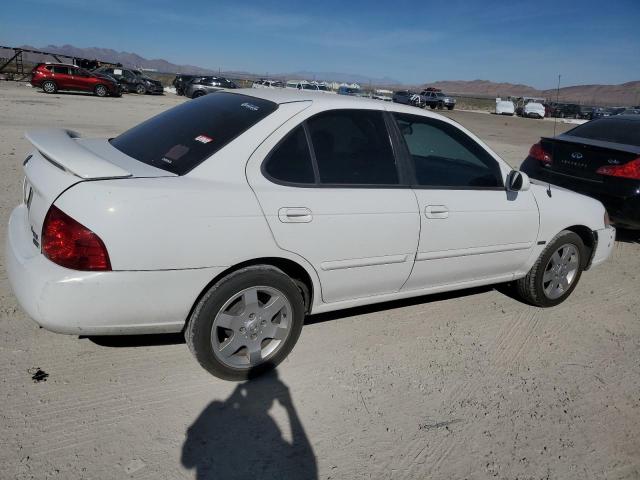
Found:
571,152 -> 583,160
607,158 -> 621,165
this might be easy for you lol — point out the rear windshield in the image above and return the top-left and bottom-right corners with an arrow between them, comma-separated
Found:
111,92 -> 278,174
565,117 -> 640,147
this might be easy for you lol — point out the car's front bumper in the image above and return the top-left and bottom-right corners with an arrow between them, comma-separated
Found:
6,205 -> 225,335
590,226 -> 616,268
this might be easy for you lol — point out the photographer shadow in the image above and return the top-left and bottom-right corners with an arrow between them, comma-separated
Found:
181,369 -> 317,480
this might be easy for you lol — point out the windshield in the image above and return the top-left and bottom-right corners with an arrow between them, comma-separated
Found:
110,92 -> 278,175
564,117 -> 640,147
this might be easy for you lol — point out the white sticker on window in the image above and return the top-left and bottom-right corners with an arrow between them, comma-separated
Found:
195,135 -> 213,144
241,102 -> 259,111
114,69 -> 123,75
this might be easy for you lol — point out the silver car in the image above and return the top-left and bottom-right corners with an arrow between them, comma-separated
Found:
184,76 -> 238,98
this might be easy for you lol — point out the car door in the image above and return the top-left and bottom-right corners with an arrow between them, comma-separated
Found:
247,108 -> 420,303
69,67 -> 93,91
51,65 -> 73,89
390,112 -> 539,290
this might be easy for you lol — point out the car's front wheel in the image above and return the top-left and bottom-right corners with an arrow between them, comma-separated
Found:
42,80 -> 57,94
135,84 -> 146,95
447,105 -> 454,110
186,266 -> 306,380
515,230 -> 586,307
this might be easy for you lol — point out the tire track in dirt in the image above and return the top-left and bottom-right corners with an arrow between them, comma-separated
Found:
368,307 -> 545,478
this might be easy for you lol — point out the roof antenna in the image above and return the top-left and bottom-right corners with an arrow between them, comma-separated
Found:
548,74 -> 561,198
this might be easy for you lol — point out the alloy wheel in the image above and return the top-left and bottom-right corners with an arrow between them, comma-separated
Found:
210,286 -> 292,369
542,244 -> 580,300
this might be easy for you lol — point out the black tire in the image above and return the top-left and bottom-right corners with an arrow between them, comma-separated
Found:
447,105 -> 454,110
185,266 -> 306,381
515,230 -> 587,307
94,84 -> 108,97
430,104 -> 436,109
135,84 -> 146,95
42,80 -> 57,94
192,90 -> 206,99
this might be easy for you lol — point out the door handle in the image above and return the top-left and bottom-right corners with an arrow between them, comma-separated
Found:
425,205 -> 449,219
278,207 -> 313,223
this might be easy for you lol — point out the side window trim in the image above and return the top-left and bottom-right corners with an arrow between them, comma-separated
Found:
390,112 -> 505,190
302,122 -> 321,183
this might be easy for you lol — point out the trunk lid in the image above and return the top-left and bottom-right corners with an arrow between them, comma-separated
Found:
22,128 -> 172,248
542,136 -> 638,181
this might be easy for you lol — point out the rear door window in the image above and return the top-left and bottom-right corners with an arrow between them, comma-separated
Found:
52,66 -> 70,74
110,92 -> 278,175
306,109 -> 399,185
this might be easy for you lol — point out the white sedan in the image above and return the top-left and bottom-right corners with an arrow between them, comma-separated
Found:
6,89 -> 615,380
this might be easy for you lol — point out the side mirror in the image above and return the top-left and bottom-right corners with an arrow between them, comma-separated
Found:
507,170 -> 530,192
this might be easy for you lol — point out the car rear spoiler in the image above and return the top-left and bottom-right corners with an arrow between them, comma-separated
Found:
25,129 -> 132,179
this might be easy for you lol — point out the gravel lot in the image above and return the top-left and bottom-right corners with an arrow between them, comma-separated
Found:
1,82 -> 639,480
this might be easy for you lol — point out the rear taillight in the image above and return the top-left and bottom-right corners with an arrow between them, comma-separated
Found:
596,157 -> 640,180
42,205 -> 111,271
529,142 -> 552,165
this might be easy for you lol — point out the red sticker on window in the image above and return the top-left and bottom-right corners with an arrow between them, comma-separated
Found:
195,135 -> 213,144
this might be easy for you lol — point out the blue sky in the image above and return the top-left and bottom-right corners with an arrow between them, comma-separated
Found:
2,0 -> 639,88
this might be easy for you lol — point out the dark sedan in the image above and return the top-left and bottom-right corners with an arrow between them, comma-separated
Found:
521,115 -> 640,229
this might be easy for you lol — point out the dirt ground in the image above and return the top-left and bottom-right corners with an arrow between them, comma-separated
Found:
1,82 -> 639,480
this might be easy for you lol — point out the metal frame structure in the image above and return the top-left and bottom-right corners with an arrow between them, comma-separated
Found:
0,45 -> 119,81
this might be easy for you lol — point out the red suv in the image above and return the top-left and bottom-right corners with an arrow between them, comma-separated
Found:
31,63 -> 121,97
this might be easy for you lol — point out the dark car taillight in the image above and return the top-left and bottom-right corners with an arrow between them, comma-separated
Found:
596,156 -> 640,180
42,205 -> 111,271
529,142 -> 552,165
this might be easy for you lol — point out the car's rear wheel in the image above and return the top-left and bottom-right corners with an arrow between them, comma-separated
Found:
94,84 -> 108,97
447,105 -> 454,110
185,266 -> 305,380
42,81 -> 57,94
515,230 -> 586,307
135,84 -> 146,95
192,90 -> 206,98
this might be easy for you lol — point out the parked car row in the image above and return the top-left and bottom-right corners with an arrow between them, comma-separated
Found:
495,97 -> 638,121
30,62 -> 165,97
392,88 -> 456,110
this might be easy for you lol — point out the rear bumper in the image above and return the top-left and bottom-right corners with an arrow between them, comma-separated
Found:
523,160 -> 640,229
6,205 -> 225,335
